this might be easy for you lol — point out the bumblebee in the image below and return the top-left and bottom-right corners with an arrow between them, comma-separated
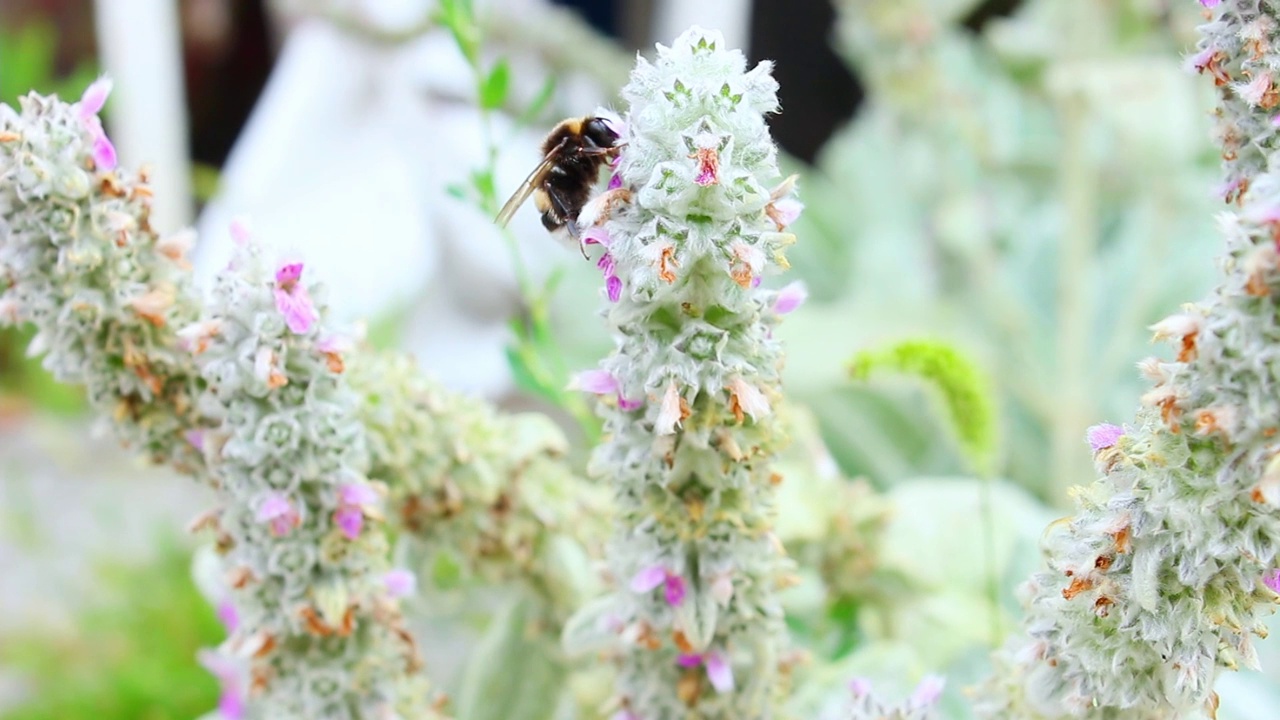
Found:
495,115 -> 622,248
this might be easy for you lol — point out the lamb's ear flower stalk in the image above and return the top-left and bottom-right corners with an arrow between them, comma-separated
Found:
566,27 -> 801,718
189,235 -> 442,719
0,85 -> 202,470
975,3 -> 1280,716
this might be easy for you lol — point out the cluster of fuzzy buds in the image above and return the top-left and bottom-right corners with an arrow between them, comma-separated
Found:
976,91 -> 1280,720
563,28 -> 806,719
348,350 -> 607,624
186,233 -> 441,720
846,676 -> 945,720
1189,0 -> 1280,203
0,81 -> 202,470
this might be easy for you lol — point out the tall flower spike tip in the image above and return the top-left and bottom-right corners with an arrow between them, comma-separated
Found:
564,27 -> 801,719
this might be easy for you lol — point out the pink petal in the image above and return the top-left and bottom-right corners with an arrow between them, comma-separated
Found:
276,262 -> 304,286
216,599 -> 240,632
1272,114 -> 1280,127
704,651 -> 734,693
772,281 -> 808,315
583,225 -> 612,247
608,173 -> 623,190
334,505 -> 364,539
909,674 -> 946,708
92,135 -> 118,171
663,574 -> 686,606
1200,0 -> 1221,6
185,429 -> 206,452
848,677 -> 873,698
257,493 -> 293,522
618,395 -> 644,411
606,275 -> 623,303
771,198 -> 803,228
1086,423 -> 1125,451
572,369 -> 620,395
219,688 -> 247,720
676,654 -> 703,668
317,334 -> 353,354
339,482 -> 378,507
383,569 -> 417,598
1264,568 -> 1280,593
79,76 -> 113,118
598,253 -> 617,277
228,218 -> 252,246
197,649 -> 239,684
274,287 -> 318,335
630,564 -> 668,593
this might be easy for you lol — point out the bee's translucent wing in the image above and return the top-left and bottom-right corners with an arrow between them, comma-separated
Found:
495,138 -> 570,228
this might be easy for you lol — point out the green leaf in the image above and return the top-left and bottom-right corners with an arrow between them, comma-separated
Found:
456,597 -> 568,720
849,339 -> 998,477
516,76 -> 557,128
480,60 -> 511,111
431,551 -> 463,589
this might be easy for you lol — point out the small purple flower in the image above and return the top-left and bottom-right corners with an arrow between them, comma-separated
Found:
1264,568 -> 1280,593
772,281 -> 808,315
676,651 -> 734,693
383,569 -> 417,598
229,218 -> 252,247
1086,423 -> 1125,451
1200,0 -> 1221,7
273,260 -> 319,334
257,492 -> 300,537
608,155 -> 623,190
583,225 -> 612,247
909,674 -> 946,708
334,482 -> 377,540
618,395 -> 643,411
185,429 -> 206,452
630,564 -> 686,606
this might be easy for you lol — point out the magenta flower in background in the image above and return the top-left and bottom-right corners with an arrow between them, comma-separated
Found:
273,261 -> 318,334
1086,423 -> 1125,451
1199,0 -> 1221,7
571,369 -> 620,395
256,492 -> 300,537
848,677 -> 873,698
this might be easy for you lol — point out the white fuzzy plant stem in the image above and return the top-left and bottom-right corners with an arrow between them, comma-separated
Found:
571,27 -> 805,720
974,2 -> 1280,718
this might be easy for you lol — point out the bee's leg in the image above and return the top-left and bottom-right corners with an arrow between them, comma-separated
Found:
546,185 -> 590,260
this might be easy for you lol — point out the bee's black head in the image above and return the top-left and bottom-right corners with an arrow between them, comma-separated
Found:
583,117 -> 619,149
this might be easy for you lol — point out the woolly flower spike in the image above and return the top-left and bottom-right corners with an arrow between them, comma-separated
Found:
1190,0 -> 1280,197
846,676 -> 945,720
0,85 -> 202,471
189,237 -> 437,719
972,172 -> 1280,717
564,27 -> 799,720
